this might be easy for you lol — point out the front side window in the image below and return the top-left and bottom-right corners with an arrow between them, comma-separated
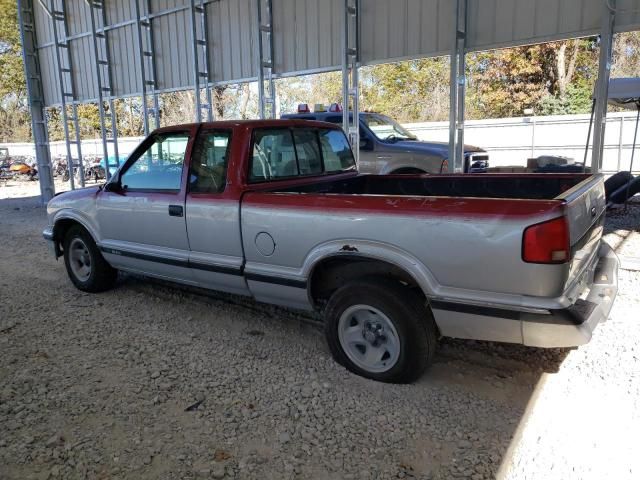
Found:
120,133 -> 189,191
249,127 -> 355,182
189,130 -> 231,193
361,113 -> 417,143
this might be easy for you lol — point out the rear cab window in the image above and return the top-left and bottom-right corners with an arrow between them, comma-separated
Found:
249,127 -> 355,183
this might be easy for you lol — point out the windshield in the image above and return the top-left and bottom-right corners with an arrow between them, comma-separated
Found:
361,113 -> 417,142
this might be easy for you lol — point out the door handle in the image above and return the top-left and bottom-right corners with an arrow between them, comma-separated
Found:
168,205 -> 183,217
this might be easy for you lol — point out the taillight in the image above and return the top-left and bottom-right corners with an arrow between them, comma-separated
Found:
522,216 -> 570,264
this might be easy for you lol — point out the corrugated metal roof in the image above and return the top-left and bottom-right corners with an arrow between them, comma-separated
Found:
108,25 -> 141,98
208,0 -> 258,83
360,0 -> 453,65
273,0 -> 342,74
31,0 -> 640,107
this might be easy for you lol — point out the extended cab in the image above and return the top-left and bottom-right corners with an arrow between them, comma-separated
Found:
281,109 -> 489,174
43,120 -> 618,383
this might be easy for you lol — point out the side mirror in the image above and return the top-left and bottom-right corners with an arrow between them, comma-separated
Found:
103,179 -> 121,192
359,137 -> 373,151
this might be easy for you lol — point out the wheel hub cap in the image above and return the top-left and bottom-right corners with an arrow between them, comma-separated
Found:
69,238 -> 92,282
338,305 -> 401,374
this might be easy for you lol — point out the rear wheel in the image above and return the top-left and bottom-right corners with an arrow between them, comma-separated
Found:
63,225 -> 117,292
324,279 -> 437,383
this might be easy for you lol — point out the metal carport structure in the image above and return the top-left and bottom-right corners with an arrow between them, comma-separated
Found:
17,0 -> 640,202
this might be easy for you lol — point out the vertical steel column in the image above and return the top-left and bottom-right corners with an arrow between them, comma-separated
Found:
86,0 -> 118,180
616,115 -> 625,172
342,0 -> 359,163
17,0 -> 55,202
591,0 -> 616,173
135,0 -> 161,135
257,0 -> 276,119
190,0 -> 213,122
448,0 -> 467,173
98,5 -> 119,168
48,0 -> 85,188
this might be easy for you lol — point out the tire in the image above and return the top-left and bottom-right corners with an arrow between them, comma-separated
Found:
324,278 -> 437,383
63,225 -> 117,293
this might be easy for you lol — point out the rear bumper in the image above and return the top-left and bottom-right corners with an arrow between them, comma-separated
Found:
431,242 -> 619,347
522,242 -> 618,347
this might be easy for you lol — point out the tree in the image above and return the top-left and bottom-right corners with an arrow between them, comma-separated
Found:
0,0 -> 32,142
465,38 -> 599,118
360,59 -> 450,122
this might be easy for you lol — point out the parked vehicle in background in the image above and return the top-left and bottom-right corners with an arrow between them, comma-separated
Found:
0,150 -> 11,182
8,161 -> 37,180
99,155 -> 127,178
0,147 -> 9,162
282,104 -> 489,174
85,156 -> 125,182
44,120 -> 617,383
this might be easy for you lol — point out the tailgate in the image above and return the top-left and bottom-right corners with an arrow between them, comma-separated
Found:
558,174 -> 607,291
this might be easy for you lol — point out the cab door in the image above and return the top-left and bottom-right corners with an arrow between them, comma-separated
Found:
96,129 -> 195,284
184,128 -> 250,295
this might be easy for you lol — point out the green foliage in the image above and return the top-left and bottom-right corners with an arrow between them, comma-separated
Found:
0,0 -> 24,98
466,38 -> 599,118
0,0 -> 31,142
361,59 -> 450,122
538,83 -> 594,116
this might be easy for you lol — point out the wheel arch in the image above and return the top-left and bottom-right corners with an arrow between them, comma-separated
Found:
308,255 -> 425,310
304,241 -> 439,311
379,154 -> 445,175
389,167 -> 427,175
51,214 -> 99,257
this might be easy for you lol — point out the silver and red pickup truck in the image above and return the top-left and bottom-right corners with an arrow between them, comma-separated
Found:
43,119 -> 618,383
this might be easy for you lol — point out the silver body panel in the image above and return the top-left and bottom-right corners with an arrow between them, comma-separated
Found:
358,143 -> 444,174
45,173 -> 618,349
240,206 -> 568,302
185,196 -> 249,295
96,191 -> 192,282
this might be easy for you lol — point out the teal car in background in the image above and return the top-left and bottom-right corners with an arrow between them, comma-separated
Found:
102,156 -> 127,177
85,155 -> 127,181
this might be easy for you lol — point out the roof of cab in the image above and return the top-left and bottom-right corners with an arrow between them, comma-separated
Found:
152,118 -> 345,134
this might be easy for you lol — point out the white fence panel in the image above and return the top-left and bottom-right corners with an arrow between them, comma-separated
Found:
405,112 -> 640,173
2,113 -> 639,174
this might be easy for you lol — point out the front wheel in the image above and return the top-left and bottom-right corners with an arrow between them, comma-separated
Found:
324,279 -> 437,383
63,225 -> 117,293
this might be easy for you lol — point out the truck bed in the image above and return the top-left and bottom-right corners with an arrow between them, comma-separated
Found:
270,173 -> 591,200
242,173 -> 605,311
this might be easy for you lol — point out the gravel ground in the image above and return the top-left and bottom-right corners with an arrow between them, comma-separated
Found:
1,180 -> 639,480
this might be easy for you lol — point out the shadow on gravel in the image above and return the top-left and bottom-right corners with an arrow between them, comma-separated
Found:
0,194 -> 43,208
115,271 -> 572,475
